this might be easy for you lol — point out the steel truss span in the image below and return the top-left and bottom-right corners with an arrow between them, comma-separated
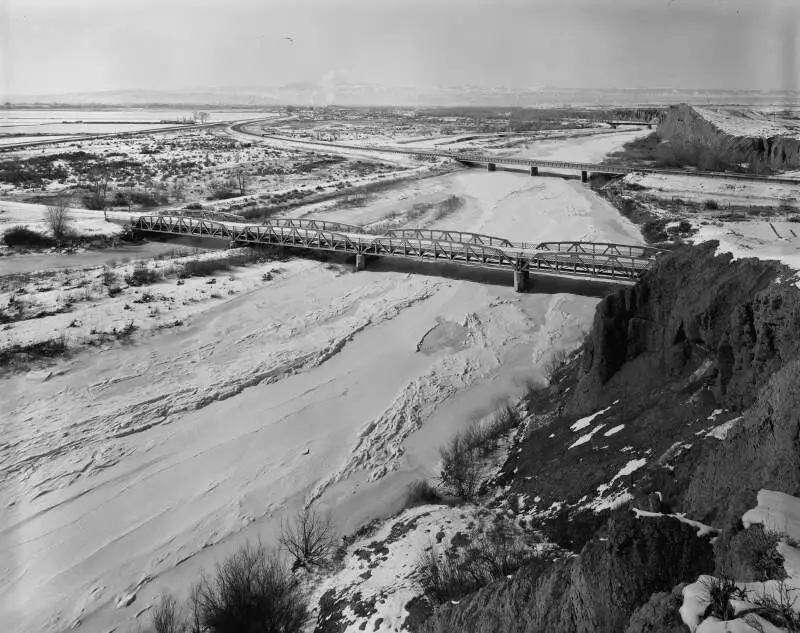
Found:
130,215 -> 660,287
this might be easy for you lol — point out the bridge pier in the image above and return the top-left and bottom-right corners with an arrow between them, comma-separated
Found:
355,253 -> 366,271
513,269 -> 529,293
529,166 -> 539,176
487,163 -> 496,172
581,170 -> 589,183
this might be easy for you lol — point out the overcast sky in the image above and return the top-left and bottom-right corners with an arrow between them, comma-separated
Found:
1,0 -> 798,97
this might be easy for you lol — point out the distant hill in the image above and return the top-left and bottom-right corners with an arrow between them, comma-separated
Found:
6,85 -> 800,108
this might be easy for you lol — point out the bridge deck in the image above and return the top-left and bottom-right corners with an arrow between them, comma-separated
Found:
130,215 -> 659,285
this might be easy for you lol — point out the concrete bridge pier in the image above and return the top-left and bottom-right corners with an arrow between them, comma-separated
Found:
529,166 -> 539,176
355,253 -> 366,271
581,170 -> 589,183
487,163 -> 497,172
513,269 -> 529,292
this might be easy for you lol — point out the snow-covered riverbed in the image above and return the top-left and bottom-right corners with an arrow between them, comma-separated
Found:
0,130 -> 645,633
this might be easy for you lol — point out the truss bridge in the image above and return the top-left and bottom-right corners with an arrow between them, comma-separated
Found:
129,214 -> 661,291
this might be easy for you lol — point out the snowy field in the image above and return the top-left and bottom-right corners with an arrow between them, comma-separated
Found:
0,109 -> 273,136
0,129 -> 647,633
695,106 -> 800,140
615,172 -> 800,275
691,220 -> 800,273
0,199 -> 132,239
625,172 -> 800,209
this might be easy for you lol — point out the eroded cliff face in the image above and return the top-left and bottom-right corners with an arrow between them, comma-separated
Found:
569,242 -> 798,416
418,513 -> 713,633
412,244 -> 800,633
683,360 -> 800,528
659,103 -> 800,170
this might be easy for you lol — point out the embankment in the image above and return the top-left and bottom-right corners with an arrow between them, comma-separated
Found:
659,103 -> 800,170
417,242 -> 800,632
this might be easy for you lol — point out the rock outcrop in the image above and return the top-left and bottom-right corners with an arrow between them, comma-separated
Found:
659,103 -> 800,170
569,242 -> 798,416
417,512 -> 713,633
683,359 -> 800,528
623,584 -> 688,633
415,244 -> 800,633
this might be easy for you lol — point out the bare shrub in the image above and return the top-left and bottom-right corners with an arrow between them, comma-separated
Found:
151,594 -> 186,633
101,267 -> 118,286
744,526 -> 788,581
3,226 -> 55,248
543,348 -> 569,384
416,519 -> 543,604
404,479 -> 446,508
416,547 -> 481,604
125,263 -> 162,286
46,203 -> 71,240
466,519 -> 542,578
480,405 -> 522,452
748,580 -> 800,632
701,575 -> 747,621
438,434 -> 483,500
191,541 -> 307,633
180,251 -> 260,278
279,505 -> 336,570
438,404 -> 523,500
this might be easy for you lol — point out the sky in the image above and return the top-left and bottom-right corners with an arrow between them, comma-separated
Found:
0,0 -> 798,98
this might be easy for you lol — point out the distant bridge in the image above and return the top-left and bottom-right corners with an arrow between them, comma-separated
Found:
129,214 -> 661,290
244,130 -> 800,185
603,120 -> 655,129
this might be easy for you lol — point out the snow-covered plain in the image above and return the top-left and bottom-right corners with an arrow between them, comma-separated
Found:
0,129 -> 646,633
694,107 -> 800,140
624,172 -> 800,209
0,199 -> 130,239
690,220 -> 800,272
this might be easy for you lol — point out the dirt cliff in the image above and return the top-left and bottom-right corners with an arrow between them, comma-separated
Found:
658,103 -> 800,170
414,243 -> 800,633
684,359 -> 800,528
569,241 -> 797,416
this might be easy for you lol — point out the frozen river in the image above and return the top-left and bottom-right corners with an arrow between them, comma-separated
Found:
0,129 -> 645,633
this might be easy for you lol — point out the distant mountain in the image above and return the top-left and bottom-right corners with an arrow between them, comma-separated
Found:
7,85 -> 800,108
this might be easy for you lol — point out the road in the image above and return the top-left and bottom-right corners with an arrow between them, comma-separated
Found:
228,119 -> 800,185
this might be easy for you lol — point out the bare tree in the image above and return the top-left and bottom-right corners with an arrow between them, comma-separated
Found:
198,111 -> 209,124
46,198 -> 71,240
279,505 -> 336,570
234,169 -> 248,196
151,594 -> 186,633
86,160 -> 109,210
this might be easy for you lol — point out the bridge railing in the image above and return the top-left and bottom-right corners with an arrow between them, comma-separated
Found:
531,241 -> 662,259
262,217 -> 367,235
384,228 -> 513,247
